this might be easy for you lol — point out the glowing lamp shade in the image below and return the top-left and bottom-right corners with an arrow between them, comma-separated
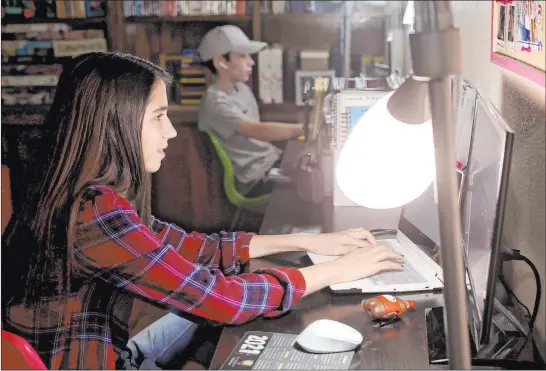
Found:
335,91 -> 436,209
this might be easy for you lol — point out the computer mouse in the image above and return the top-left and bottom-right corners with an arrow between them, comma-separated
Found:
296,319 -> 363,354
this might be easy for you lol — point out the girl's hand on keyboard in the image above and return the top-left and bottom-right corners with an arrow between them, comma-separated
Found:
299,228 -> 377,256
332,245 -> 404,283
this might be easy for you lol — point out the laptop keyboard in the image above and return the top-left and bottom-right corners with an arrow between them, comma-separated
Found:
370,240 -> 428,285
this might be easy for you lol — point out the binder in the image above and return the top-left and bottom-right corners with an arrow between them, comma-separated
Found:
331,89 -> 390,148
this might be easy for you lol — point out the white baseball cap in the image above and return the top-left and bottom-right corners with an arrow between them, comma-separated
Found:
197,25 -> 267,61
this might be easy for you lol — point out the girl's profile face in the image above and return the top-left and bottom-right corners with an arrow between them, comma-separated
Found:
141,80 -> 177,173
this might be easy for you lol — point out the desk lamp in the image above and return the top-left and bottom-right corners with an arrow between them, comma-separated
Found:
336,1 -> 471,368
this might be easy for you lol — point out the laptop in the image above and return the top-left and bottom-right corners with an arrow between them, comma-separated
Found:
306,179 -> 448,293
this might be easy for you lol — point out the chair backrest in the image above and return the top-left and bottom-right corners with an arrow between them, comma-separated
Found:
206,131 -> 270,209
207,131 -> 237,198
1,330 -> 47,370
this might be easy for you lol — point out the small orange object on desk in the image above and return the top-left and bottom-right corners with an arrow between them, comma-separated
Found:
362,295 -> 415,321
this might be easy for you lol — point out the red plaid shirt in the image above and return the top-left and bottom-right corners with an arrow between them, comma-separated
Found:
4,186 -> 306,369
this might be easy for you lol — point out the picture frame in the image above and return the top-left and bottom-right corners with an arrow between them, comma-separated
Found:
294,70 -> 336,106
490,0 -> 545,87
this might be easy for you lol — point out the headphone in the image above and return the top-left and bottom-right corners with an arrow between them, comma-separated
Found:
218,61 -> 228,70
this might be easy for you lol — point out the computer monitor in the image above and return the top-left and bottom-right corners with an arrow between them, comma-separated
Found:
461,90 -> 514,346
399,83 -> 514,349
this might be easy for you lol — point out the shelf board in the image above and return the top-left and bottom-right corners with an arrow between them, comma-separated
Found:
262,10 -> 384,21
125,15 -> 251,23
1,17 -> 106,25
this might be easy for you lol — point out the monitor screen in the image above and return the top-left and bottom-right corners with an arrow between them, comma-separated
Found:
461,91 -> 514,346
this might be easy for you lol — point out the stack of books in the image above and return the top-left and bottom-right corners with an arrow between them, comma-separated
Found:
179,49 -> 206,106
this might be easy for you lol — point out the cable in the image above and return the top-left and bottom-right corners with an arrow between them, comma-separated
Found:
513,255 -> 541,359
501,247 -> 542,360
499,262 -> 531,319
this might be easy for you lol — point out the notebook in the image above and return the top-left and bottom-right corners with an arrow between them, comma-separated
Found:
331,89 -> 390,206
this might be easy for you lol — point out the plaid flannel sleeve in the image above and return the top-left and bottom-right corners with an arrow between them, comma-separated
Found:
150,215 -> 255,276
73,187 -> 306,324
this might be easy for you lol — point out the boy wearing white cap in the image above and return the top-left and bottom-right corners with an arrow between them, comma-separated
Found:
197,25 -> 303,196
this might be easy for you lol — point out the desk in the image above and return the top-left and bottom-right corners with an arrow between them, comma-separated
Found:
210,140 -> 445,369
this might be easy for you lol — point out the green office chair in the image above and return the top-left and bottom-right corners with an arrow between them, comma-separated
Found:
207,131 -> 270,231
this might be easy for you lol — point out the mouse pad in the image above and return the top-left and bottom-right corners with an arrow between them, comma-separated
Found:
220,331 -> 354,370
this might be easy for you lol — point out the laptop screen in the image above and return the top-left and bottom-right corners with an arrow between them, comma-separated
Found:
396,80 -> 478,268
397,171 -> 464,267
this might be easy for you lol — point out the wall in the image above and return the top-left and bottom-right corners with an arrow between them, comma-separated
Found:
451,0 -> 546,359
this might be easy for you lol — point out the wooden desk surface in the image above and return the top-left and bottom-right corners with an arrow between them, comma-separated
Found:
210,140 -> 445,369
210,251 -> 444,370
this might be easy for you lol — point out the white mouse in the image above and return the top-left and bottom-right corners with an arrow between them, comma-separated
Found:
296,319 -> 363,354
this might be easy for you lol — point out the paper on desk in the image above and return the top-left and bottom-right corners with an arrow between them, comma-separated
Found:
220,331 -> 354,370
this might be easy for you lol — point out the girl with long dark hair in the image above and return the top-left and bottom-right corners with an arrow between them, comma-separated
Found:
2,52 -> 402,370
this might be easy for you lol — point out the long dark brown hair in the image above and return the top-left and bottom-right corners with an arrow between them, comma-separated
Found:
2,52 -> 172,305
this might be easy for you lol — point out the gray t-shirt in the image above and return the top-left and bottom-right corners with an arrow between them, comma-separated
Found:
198,83 -> 280,192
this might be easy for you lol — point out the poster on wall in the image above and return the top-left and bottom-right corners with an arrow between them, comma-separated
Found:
491,0 -> 545,87
496,4 -> 507,49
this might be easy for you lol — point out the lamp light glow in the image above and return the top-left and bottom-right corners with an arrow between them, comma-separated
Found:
335,90 -> 436,209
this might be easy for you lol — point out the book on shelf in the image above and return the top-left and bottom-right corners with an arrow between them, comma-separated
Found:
2,21 -> 108,63
3,27 -> 105,41
123,0 -> 249,18
0,0 -> 107,21
2,37 -> 107,63
261,0 -> 345,14
2,86 -> 56,106
1,63 -> 63,75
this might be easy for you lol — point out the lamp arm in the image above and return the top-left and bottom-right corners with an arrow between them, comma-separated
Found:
412,1 -> 472,369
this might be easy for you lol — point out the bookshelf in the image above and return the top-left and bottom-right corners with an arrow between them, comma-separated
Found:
1,0 -> 110,124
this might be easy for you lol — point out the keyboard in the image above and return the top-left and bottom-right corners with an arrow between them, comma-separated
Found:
369,240 -> 428,285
